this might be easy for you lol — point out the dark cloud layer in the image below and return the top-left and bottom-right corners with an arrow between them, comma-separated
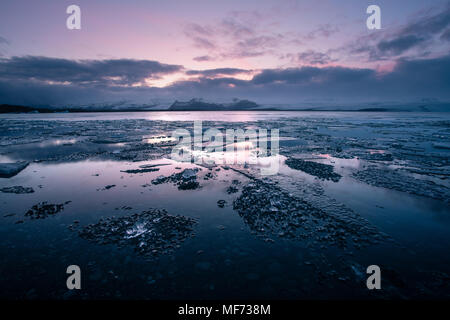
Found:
251,66 -> 374,86
0,55 -> 450,106
0,56 -> 182,87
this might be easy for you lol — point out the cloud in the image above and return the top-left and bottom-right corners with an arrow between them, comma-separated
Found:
183,11 -> 286,61
0,56 -> 182,87
1,55 -> 450,106
184,23 -> 217,49
377,35 -> 426,55
186,68 -> 252,77
346,2 -> 450,61
159,55 -> 450,103
0,36 -> 9,45
304,24 -> 339,40
251,66 -> 374,85
0,36 -> 9,57
191,37 -> 216,50
193,55 -> 215,62
382,55 -> 450,93
183,11 -> 339,63
219,17 -> 255,39
441,28 -> 450,41
402,3 -> 450,36
231,35 -> 282,57
293,50 -> 336,65
184,23 -> 214,37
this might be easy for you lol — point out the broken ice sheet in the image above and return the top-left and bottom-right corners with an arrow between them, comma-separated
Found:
151,168 -> 201,190
285,157 -> 342,182
353,167 -> 450,204
233,179 -> 385,250
77,208 -> 197,258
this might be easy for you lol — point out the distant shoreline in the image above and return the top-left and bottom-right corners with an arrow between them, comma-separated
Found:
1,104 -> 448,113
0,104 -> 420,114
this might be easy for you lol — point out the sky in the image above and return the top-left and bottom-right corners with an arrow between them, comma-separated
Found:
0,0 -> 449,107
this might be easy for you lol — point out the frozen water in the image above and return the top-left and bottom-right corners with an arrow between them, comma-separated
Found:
0,111 -> 449,299
125,222 -> 150,239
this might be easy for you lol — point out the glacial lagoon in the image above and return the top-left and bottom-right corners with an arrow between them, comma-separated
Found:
0,111 -> 449,299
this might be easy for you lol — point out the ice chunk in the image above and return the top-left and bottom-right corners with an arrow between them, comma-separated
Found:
0,161 -> 29,178
181,169 -> 197,180
125,222 -> 150,239
0,186 -> 34,194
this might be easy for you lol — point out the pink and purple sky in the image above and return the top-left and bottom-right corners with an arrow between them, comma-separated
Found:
0,0 -> 449,107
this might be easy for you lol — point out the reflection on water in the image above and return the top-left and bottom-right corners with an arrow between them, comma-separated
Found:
37,139 -> 79,147
0,111 -> 449,299
1,110 -> 448,122
0,156 -> 449,299
144,136 -> 176,144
